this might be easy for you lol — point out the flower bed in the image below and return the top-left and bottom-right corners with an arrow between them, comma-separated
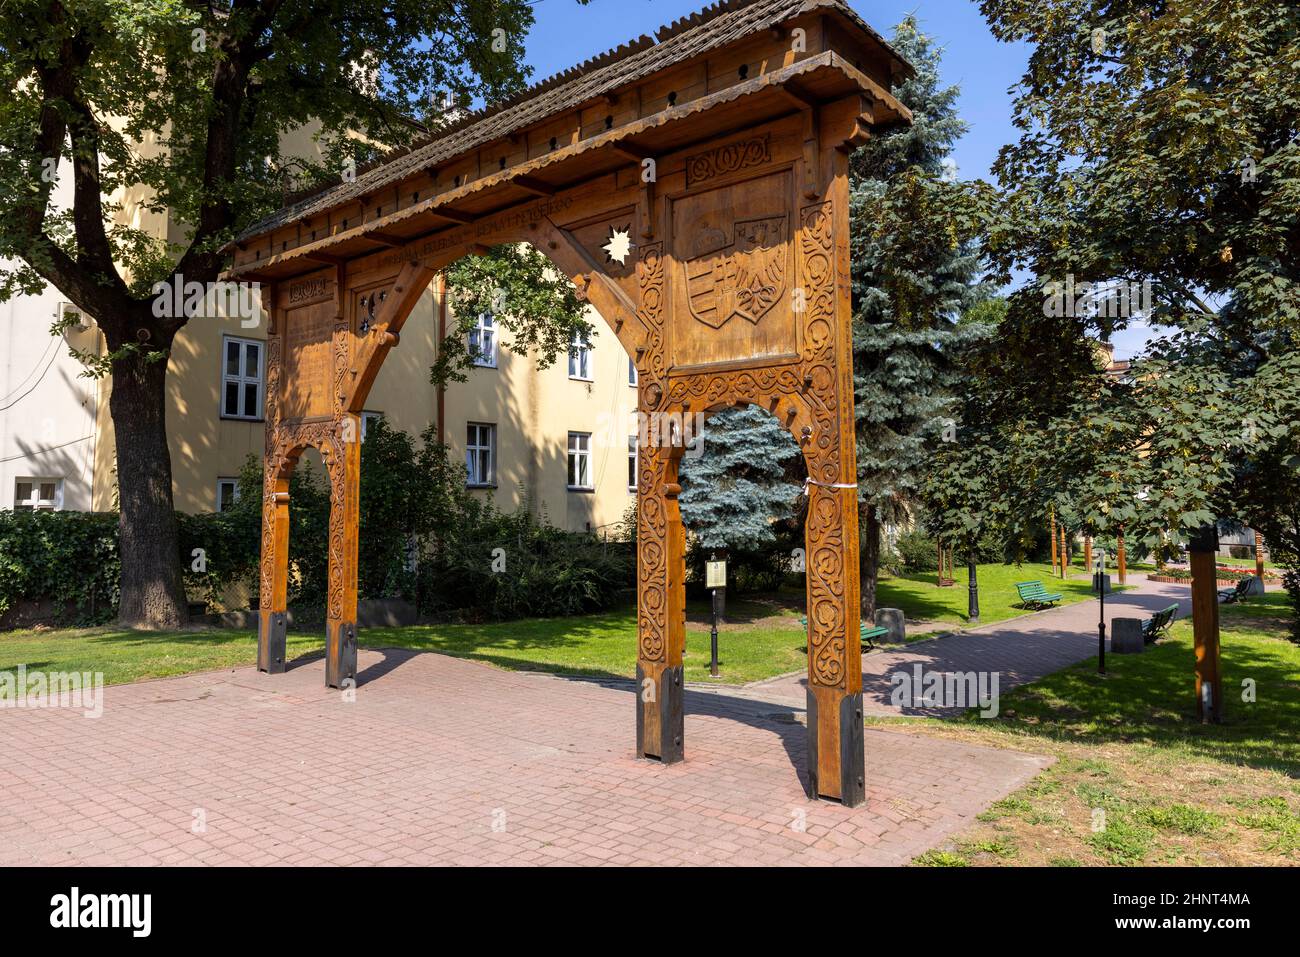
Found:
1150,567 -> 1282,585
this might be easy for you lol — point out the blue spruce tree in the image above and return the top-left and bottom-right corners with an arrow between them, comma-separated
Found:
678,405 -> 802,603
850,16 -> 993,617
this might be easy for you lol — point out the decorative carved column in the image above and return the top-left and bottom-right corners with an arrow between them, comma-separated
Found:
632,241 -> 685,762
323,418 -> 361,689
257,290 -> 290,674
1117,530 -> 1127,585
257,454 -> 291,674
797,168 -> 864,807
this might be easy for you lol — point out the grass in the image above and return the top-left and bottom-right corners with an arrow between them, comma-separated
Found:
897,592 -> 1300,866
0,560 -> 1112,687
874,560 -> 1115,631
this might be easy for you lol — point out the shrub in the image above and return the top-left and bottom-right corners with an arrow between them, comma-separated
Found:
419,501 -> 633,620
0,510 -> 120,624
895,529 -> 939,571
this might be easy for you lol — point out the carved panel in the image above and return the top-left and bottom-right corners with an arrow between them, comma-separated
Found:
685,134 -> 771,186
281,300 -> 339,421
669,170 -> 796,369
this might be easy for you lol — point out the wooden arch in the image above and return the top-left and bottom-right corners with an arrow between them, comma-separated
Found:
223,0 -> 912,805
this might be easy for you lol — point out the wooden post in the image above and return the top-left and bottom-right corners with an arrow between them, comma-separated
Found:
1049,510 -> 1058,571
1060,527 -> 1069,578
257,466 -> 291,674
937,539 -> 943,587
1084,535 -> 1093,577
1117,530 -> 1127,585
635,440 -> 686,765
1255,530 -> 1266,581
323,419 -> 361,689
1189,526 -> 1222,723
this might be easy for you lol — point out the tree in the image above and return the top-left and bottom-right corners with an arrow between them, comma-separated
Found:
678,405 -> 802,601
972,0 -> 1300,593
849,16 -> 993,619
0,0 -> 585,627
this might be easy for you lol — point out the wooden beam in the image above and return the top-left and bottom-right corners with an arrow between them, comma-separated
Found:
344,261 -> 437,413
428,208 -> 474,225
363,231 -> 407,248
512,175 -> 557,197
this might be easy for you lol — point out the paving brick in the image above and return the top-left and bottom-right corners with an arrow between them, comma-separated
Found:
0,637 -> 1052,865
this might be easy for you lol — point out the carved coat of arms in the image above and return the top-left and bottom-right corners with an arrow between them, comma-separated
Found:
684,215 -> 787,329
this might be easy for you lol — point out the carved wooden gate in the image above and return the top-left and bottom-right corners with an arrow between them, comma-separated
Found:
223,0 -> 911,805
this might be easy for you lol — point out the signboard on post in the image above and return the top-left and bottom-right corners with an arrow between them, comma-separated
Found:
706,560 -> 727,590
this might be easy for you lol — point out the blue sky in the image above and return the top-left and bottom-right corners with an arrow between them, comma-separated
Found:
521,0 -> 1157,357
523,0 -> 1028,183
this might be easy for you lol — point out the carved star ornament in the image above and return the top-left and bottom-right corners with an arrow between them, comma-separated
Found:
602,224 -> 634,265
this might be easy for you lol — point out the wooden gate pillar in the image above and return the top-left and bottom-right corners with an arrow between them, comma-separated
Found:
257,461 -> 291,674
798,157 -> 864,806
323,417 -> 361,689
634,438 -> 686,763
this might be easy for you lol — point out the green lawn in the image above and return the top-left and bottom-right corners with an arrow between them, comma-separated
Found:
876,560 -> 1108,630
0,560 -> 1113,688
899,592 -> 1300,866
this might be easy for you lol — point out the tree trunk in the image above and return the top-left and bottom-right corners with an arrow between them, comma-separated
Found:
860,504 -> 880,620
110,345 -> 188,629
967,538 -> 980,624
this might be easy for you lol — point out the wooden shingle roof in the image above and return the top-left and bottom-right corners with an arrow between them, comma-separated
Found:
230,0 -> 910,247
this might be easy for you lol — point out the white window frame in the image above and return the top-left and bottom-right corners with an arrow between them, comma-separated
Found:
567,431 -> 593,490
216,477 -> 240,512
469,312 -> 498,368
628,356 -> 638,387
221,335 -> 264,420
360,411 -> 384,442
13,477 -> 63,511
466,422 -> 496,487
568,330 -> 593,381
627,435 -> 638,491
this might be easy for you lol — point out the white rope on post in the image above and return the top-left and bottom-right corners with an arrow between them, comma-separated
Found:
802,477 -> 859,496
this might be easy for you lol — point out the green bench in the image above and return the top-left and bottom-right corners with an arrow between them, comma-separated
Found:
1015,579 -> 1064,609
1141,603 -> 1180,644
1218,577 -> 1252,603
799,616 -> 889,651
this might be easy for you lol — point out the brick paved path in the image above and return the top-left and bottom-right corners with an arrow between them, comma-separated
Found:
0,647 -> 1048,866
728,575 -> 1193,716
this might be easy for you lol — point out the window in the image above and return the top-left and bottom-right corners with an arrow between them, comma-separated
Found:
14,478 -> 62,511
466,423 -> 496,487
221,336 -> 263,419
567,432 -> 592,489
568,330 -> 592,381
217,478 -> 240,512
469,312 -> 497,367
628,356 -> 638,387
627,435 -> 638,491
360,411 -> 384,442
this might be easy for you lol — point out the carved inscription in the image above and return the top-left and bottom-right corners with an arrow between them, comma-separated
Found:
685,134 -> 770,186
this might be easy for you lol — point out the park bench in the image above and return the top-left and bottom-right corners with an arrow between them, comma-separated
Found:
800,616 -> 889,651
1015,580 -> 1064,609
1141,603 -> 1180,644
1218,577 -> 1252,603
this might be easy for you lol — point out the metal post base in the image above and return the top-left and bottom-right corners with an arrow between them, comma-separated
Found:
635,663 -> 684,763
326,620 -> 357,689
257,611 -> 287,674
806,688 -> 865,807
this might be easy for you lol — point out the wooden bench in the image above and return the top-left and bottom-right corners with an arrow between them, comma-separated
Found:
1218,577 -> 1252,603
1141,603 -> 1180,644
1015,580 -> 1064,609
799,616 -> 889,651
